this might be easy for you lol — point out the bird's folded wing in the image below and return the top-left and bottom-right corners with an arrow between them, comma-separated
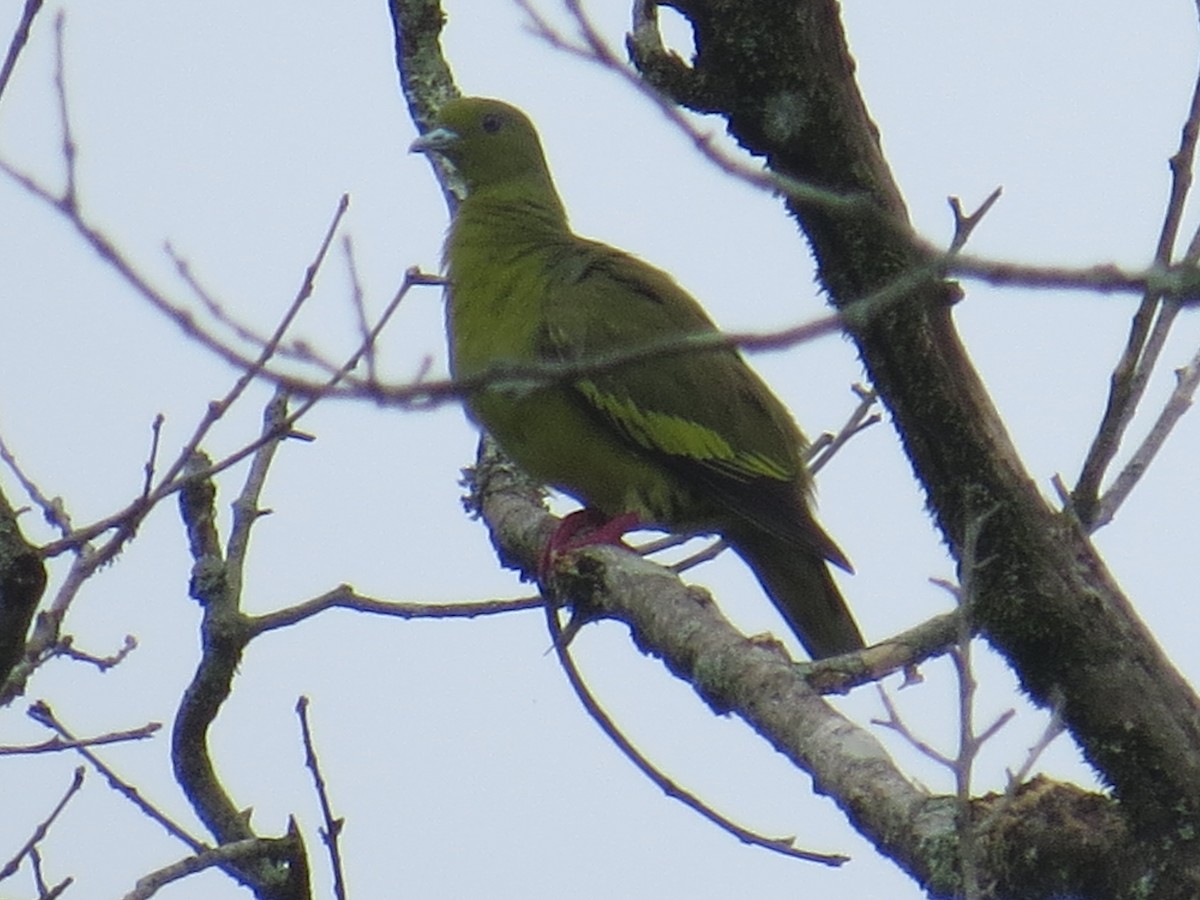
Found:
538,240 -> 846,563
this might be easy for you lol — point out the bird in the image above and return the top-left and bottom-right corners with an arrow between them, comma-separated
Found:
410,96 -> 864,659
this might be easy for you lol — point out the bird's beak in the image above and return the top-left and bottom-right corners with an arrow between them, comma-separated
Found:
409,126 -> 459,155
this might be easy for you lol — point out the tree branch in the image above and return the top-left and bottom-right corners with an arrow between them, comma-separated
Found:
172,398 -> 311,898
630,0 -> 1200,865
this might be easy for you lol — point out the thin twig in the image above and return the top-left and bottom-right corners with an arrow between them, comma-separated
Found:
34,240 -> 417,578
522,0 -> 874,218
30,847 -> 72,899
1004,703 -> 1067,794
142,414 -> 165,499
871,683 -> 955,768
631,532 -> 692,556
965,700 -> 1067,864
0,432 -> 73,536
525,0 -> 1200,304
543,600 -> 848,865
669,537 -> 727,573
52,12 -> 76,207
807,383 -> 880,475
55,633 -> 137,671
27,702 -> 206,852
0,766 -> 83,880
871,509 -> 1007,898
224,389 -> 290,597
37,195 -> 353,561
0,157 -> 302,381
1071,38 -> 1200,525
343,234 -> 377,385
950,511 -> 1005,900
122,838 -> 283,900
1093,344 -> 1200,526
0,193 -> 359,705
0,719 -> 159,756
296,697 -> 347,900
948,188 -> 1003,253
166,244 -> 284,354
344,257 -> 1200,417
0,0 -> 45,101
247,586 -> 541,638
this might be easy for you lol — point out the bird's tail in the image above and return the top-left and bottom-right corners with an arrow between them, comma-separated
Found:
728,529 -> 864,660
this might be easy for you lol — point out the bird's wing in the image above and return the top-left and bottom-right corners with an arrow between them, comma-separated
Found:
540,239 -> 843,563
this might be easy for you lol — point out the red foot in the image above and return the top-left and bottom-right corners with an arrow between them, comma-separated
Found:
538,509 -> 642,579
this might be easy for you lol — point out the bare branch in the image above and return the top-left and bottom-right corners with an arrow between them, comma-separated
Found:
173,447 -> 268,849
945,254 -> 1200,301
141,415 -> 165,499
1004,705 -> 1067,795
0,719 -> 159,756
247,585 -> 542,638
1093,344 -> 1200,527
805,612 -> 960,695
225,389 -> 291,596
807,383 -> 880,475
947,188 -> 1003,254
34,195 -> 354,563
0,0 -> 45,101
2,197 -> 415,707
526,0 -> 875,217
668,536 -> 727,573
30,850 -> 71,900
526,0 -> 1200,308
544,597 -> 849,866
296,697 -> 346,900
51,12 -> 76,207
342,234 -> 377,385
54,633 -> 137,671
0,432 -> 73,536
27,702 -> 206,852
0,766 -> 82,882
122,838 -> 293,900
464,432 -> 959,874
171,395 -> 314,896
1071,38 -> 1200,525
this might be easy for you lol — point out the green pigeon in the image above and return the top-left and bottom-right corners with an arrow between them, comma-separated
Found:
411,97 -> 863,659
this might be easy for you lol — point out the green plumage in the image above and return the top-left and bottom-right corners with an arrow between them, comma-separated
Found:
412,97 -> 863,659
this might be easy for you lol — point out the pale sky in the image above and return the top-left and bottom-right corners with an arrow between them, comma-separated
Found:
1,1 -> 1198,897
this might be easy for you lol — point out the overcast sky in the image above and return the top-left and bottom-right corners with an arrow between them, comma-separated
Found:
2,1 -> 1199,897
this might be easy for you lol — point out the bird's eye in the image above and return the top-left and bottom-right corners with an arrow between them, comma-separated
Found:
481,113 -> 503,134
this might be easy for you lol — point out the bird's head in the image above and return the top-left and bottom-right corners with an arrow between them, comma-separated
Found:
409,97 -> 551,194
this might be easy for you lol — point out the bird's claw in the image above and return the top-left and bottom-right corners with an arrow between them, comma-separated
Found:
537,509 -> 642,580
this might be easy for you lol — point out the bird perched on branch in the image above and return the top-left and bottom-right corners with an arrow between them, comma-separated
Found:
411,96 -> 863,659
